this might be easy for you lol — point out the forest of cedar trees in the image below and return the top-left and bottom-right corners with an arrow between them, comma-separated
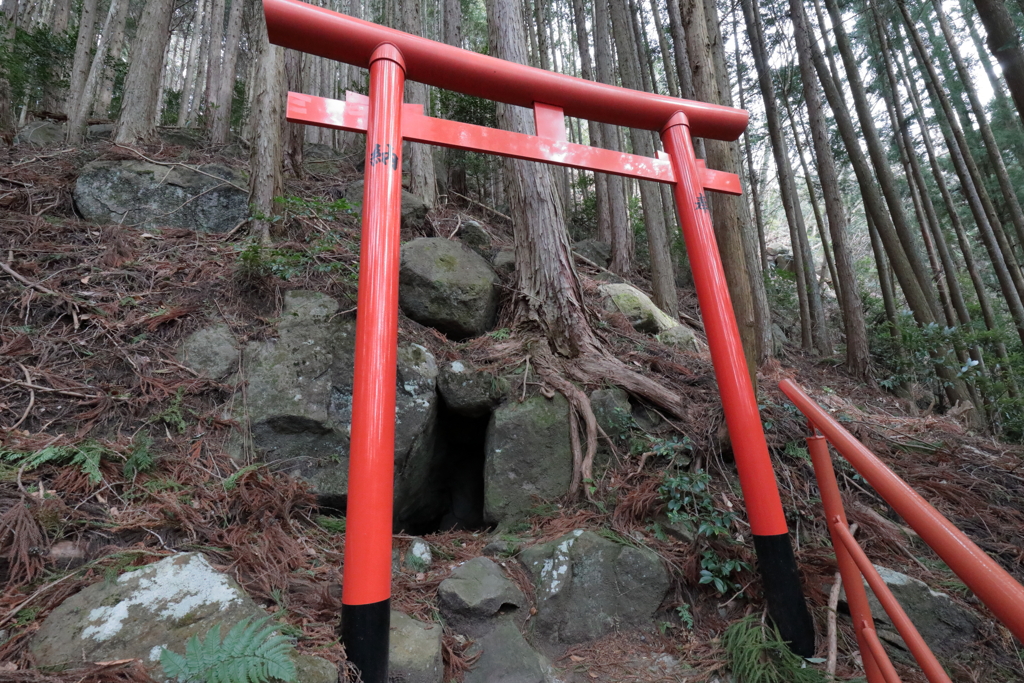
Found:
9,0 -> 1024,433
4,0 -> 1024,678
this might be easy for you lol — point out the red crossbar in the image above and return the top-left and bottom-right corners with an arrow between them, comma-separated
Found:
265,0 -> 748,139
286,92 -> 743,195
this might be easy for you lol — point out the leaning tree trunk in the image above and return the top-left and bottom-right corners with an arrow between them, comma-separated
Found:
401,0 -> 436,206
933,0 -> 1024,261
113,0 -> 175,144
823,0 -> 940,322
68,0 -> 128,144
210,0 -> 245,144
92,0 -> 131,119
702,0 -> 776,362
248,9 -> 286,242
65,0 -> 99,121
592,0 -> 633,275
682,0 -> 762,369
971,0 -> 1024,125
741,0 -> 829,355
608,0 -> 678,319
789,0 -> 868,377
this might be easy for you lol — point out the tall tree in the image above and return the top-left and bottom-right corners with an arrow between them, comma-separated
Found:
68,0 -> 129,144
740,0 -> 828,355
248,10 -> 286,242
591,0 -> 633,274
822,0 -> 940,321
788,0 -> 867,375
210,0 -> 246,144
401,0 -> 436,206
682,0 -> 765,367
114,0 -> 175,144
971,0 -> 1024,124
932,0 -> 1024,259
608,0 -> 678,318
65,0 -> 100,120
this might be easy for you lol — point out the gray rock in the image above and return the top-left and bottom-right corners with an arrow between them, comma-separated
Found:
16,120 -> 65,146
437,360 -> 503,417
342,180 -> 429,230
589,387 -> 632,441
403,538 -> 433,572
463,619 -> 554,683
74,160 -> 246,233
844,565 -> 982,657
399,238 -> 500,339
438,557 -> 526,637
771,323 -> 788,355
598,283 -> 678,334
519,530 -> 670,644
29,553 -> 335,682
157,127 -> 206,147
482,538 -> 521,558
176,323 -> 238,379
389,611 -> 443,683
484,395 -> 572,524
457,221 -> 492,255
657,324 -> 699,352
242,290 -> 444,527
573,239 -> 611,268
292,654 -> 341,683
774,253 -> 795,274
492,248 -> 516,277
87,123 -> 114,139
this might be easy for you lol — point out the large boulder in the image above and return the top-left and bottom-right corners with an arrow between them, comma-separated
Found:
342,179 -> 429,230
389,611 -> 443,683
17,120 -> 65,146
399,238 -> 500,339
437,360 -> 504,417
438,557 -> 526,637
598,283 -> 677,334
463,619 -> 556,683
573,239 -> 611,268
242,290 -> 444,527
844,565 -> 983,658
484,394 -> 572,524
30,553 -> 335,682
519,530 -> 670,644
598,283 -> 698,348
456,221 -> 493,256
74,160 -> 247,233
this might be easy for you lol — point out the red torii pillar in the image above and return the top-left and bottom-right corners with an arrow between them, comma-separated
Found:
264,1 -> 815,679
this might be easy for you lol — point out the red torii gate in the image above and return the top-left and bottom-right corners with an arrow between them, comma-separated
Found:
263,1 -> 815,678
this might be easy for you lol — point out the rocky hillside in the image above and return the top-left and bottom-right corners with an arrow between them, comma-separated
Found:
1,135 -> 1023,683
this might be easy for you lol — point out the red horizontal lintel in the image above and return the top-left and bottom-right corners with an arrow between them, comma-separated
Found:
286,92 -> 742,195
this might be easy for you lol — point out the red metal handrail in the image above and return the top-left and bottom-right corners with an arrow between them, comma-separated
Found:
781,379 -> 1024,682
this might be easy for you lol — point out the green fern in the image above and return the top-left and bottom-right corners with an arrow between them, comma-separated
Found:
2,441 -> 108,484
723,615 -> 826,683
160,615 -> 297,683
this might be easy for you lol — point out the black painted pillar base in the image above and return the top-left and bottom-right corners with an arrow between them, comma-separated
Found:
341,599 -> 390,683
753,533 -> 816,657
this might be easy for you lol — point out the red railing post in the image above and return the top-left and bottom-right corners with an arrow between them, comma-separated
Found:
340,43 -> 406,683
660,113 -> 814,656
781,379 -> 1024,643
833,523 -> 952,682
807,433 -> 885,683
